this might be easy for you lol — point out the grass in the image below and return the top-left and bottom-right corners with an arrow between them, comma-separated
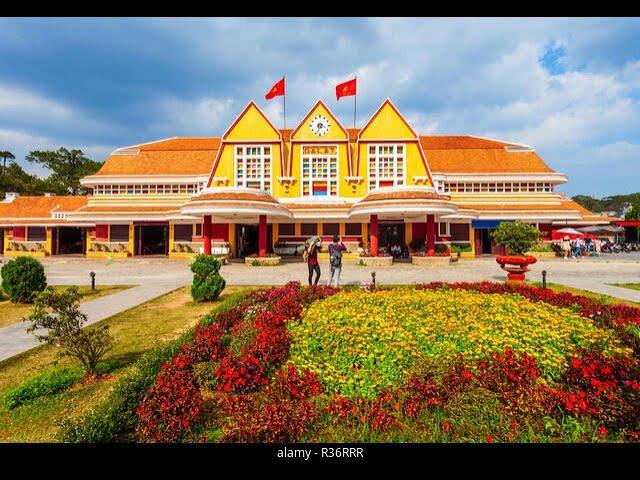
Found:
0,285 -> 247,442
530,281 -> 640,308
609,283 -> 640,292
0,285 -> 133,329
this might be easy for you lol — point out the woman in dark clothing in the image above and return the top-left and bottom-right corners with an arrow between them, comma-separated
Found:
305,240 -> 321,285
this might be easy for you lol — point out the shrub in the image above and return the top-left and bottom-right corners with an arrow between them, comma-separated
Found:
26,287 -> 113,376
2,368 -> 83,410
450,243 -> 472,254
190,254 -> 226,302
490,221 -> 541,256
0,255 -> 47,303
59,289 -> 250,442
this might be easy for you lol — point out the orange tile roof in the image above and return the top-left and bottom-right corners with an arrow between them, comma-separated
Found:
0,196 -> 88,219
361,189 -> 448,202
190,190 -> 279,204
137,137 -> 220,151
422,145 -> 555,174
420,136 -> 519,150
91,137 -> 221,177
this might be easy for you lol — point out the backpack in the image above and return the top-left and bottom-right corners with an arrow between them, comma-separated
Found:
329,245 -> 343,267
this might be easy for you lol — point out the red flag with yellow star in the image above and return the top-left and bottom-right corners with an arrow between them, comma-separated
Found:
265,77 -> 285,100
336,78 -> 357,100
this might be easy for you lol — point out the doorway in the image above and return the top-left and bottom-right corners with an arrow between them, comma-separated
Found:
474,228 -> 503,255
378,222 -> 406,258
235,223 -> 272,258
135,224 -> 169,256
54,227 -> 86,255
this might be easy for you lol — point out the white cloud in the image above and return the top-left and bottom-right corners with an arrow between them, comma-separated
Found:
146,96 -> 236,137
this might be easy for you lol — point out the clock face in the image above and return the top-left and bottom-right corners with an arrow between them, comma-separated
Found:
309,115 -> 331,136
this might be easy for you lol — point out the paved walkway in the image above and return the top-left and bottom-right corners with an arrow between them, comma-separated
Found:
0,254 -> 639,362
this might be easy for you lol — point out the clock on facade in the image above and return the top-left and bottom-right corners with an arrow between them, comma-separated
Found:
309,115 -> 331,136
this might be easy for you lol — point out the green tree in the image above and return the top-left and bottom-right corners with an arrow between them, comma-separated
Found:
490,221 -> 542,256
26,286 -> 113,376
625,201 -> 640,242
25,147 -> 102,195
0,150 -> 15,176
0,162 -> 49,199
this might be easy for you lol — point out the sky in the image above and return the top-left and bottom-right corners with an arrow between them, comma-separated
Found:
1,17 -> 639,197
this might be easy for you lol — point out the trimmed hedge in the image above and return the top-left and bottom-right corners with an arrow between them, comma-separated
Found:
3,368 -> 83,411
58,289 -> 250,443
190,255 -> 226,303
1,256 -> 47,303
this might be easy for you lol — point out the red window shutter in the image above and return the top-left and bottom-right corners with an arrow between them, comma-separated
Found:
95,224 -> 109,241
12,227 -> 26,240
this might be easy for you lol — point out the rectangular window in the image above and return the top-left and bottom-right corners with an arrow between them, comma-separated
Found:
174,224 -> 192,242
438,222 -> 450,237
300,223 -> 317,236
322,223 -> 340,236
278,223 -> 295,236
27,226 -> 46,242
110,225 -> 130,242
194,223 -> 202,237
301,145 -> 338,197
368,144 -> 405,191
450,223 -> 470,242
345,223 -> 362,236
235,145 -> 272,192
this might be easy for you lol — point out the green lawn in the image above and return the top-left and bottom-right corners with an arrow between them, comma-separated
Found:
0,285 -> 133,329
531,281 -> 640,307
0,285 -> 248,442
609,283 -> 640,292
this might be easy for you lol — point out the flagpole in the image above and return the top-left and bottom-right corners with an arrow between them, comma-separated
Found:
283,75 -> 286,131
353,75 -> 357,129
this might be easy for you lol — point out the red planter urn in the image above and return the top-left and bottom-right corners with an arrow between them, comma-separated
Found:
496,255 -> 537,282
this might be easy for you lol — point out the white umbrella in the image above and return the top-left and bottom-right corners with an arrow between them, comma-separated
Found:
555,227 -> 583,235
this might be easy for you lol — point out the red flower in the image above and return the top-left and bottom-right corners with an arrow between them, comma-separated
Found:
442,421 -> 452,432
485,434 -> 494,443
597,426 -> 608,437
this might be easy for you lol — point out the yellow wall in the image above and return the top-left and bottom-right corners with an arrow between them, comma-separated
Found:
228,223 -> 235,258
45,227 -> 53,255
225,103 -> 281,141
359,101 -> 416,140
128,224 -> 135,254
168,224 -> 175,252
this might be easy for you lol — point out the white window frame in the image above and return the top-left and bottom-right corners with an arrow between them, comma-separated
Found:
234,145 -> 272,193
300,144 -> 339,198
438,221 -> 450,237
367,143 -> 405,191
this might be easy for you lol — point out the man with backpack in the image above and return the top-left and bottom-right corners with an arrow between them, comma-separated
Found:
328,235 -> 347,287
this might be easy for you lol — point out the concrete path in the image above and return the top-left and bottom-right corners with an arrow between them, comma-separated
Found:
0,254 -> 639,362
0,277 -> 188,362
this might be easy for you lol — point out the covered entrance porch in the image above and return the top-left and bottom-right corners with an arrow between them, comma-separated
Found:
181,188 -> 291,260
349,187 -> 459,259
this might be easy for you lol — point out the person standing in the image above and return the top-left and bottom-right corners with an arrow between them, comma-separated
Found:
560,236 -> 571,260
304,238 -> 321,286
328,235 -> 347,287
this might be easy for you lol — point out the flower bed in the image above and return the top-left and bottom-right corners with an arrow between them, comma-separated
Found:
129,282 -> 640,443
